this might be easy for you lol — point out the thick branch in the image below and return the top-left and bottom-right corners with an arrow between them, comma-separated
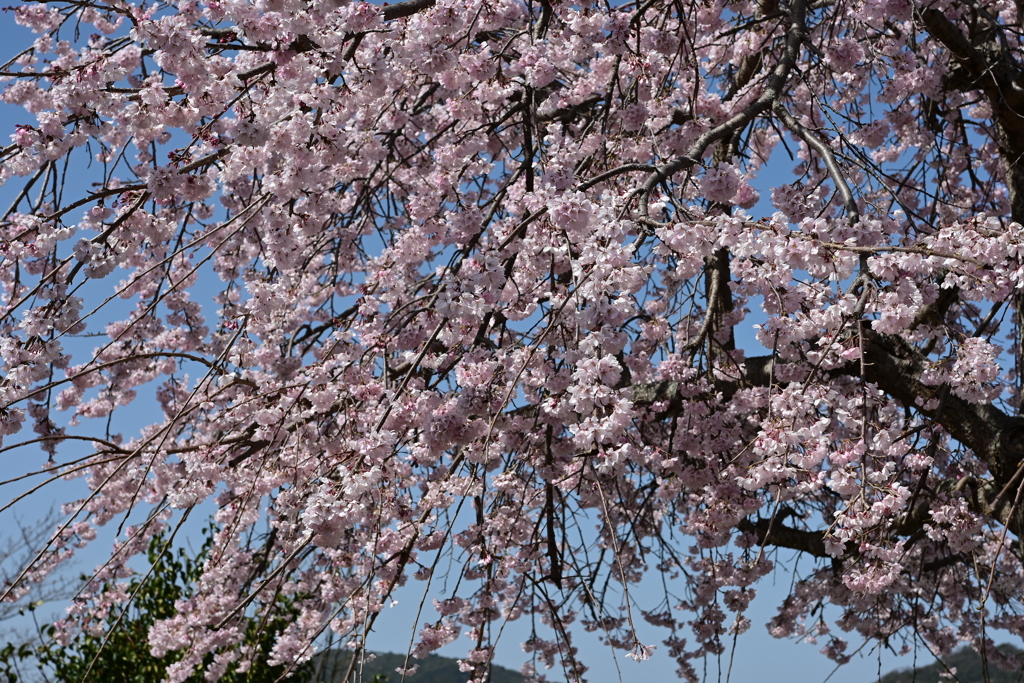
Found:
772,102 -> 859,223
630,355 -> 775,413
638,0 -> 807,218
634,330 -> 1024,536
382,0 -> 435,21
919,8 -> 1024,223
858,329 -> 1023,490
736,517 -> 829,557
647,332 -> 1022,491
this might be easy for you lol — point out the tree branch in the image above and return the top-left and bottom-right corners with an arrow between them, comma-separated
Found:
638,0 -> 808,219
736,517 -> 829,557
772,102 -> 859,223
382,0 -> 436,21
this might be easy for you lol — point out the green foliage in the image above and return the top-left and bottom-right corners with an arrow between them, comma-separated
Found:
0,528 -> 311,683
0,641 -> 36,683
878,645 -> 1024,683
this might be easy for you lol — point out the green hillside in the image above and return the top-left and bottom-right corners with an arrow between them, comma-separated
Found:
307,651 -> 527,683
305,645 -> 1024,683
878,645 -> 1024,683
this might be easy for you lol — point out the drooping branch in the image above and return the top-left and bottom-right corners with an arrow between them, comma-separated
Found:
772,102 -> 859,223
638,0 -> 808,219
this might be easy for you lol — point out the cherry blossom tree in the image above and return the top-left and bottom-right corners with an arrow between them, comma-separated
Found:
0,527 -> 312,683
0,509 -> 76,627
3,0 -> 1024,680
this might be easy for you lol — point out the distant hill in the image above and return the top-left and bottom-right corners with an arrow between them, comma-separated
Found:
306,651 -> 527,683
878,644 -> 1024,683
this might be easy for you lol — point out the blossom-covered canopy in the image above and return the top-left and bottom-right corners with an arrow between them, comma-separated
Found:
3,0 -> 1024,680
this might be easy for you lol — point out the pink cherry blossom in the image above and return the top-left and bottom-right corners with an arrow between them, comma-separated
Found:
3,0 -> 1024,681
